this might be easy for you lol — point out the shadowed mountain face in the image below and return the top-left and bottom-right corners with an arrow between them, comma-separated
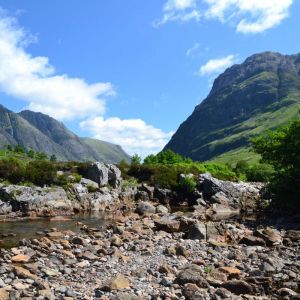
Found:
164,52 -> 300,162
0,105 -> 130,163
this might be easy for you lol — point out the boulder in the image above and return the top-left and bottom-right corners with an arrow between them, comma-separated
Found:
187,223 -> 207,240
153,188 -> 174,205
175,265 -> 209,288
222,280 -> 253,295
239,235 -> 266,246
85,162 -> 109,187
85,163 -> 122,188
136,201 -> 156,216
0,184 -> 72,216
198,173 -> 262,213
253,227 -> 282,246
156,204 -> 169,214
154,217 -> 181,233
0,200 -> 12,215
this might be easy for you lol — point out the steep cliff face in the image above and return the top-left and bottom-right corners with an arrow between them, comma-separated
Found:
164,52 -> 300,162
0,105 -> 130,163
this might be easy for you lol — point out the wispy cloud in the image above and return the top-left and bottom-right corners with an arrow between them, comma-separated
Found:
153,0 -> 200,27
186,42 -> 200,57
198,54 -> 237,76
156,0 -> 294,33
80,117 -> 174,157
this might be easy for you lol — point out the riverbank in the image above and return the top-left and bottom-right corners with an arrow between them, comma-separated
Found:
0,164 -> 299,299
0,208 -> 299,299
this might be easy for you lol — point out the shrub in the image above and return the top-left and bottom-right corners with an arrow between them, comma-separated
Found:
177,175 -> 197,193
25,161 -> 56,186
0,158 -> 25,184
251,120 -> 300,210
245,164 -> 274,182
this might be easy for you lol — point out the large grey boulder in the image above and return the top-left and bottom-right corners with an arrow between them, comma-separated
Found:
86,162 -> 109,187
85,163 -> 122,188
108,165 -> 122,188
0,184 -> 72,216
198,173 -> 262,212
0,200 -> 12,215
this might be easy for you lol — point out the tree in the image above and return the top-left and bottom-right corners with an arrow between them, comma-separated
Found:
36,152 -> 48,160
14,144 -> 25,154
131,154 -> 141,165
6,145 -> 13,152
50,154 -> 57,162
251,120 -> 300,210
27,149 -> 35,159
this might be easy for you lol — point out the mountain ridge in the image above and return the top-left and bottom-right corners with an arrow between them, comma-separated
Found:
0,104 -> 130,163
164,51 -> 300,163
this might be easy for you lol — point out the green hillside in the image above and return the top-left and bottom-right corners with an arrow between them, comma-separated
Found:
165,52 -> 300,163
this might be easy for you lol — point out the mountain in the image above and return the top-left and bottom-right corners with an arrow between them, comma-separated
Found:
0,105 -> 130,163
164,52 -> 300,163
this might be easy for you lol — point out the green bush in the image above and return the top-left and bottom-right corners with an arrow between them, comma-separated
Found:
251,119 -> 300,210
24,161 -> 56,186
0,158 -> 25,184
245,164 -> 274,182
177,175 -> 197,193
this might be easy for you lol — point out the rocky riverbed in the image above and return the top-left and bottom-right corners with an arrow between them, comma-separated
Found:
0,208 -> 299,300
0,163 -> 299,299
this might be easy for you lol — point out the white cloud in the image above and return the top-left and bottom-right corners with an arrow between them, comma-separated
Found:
0,10 -> 114,120
164,0 -> 196,11
205,0 -> 293,33
153,0 -> 200,27
186,42 -> 200,57
0,9 -> 174,157
80,117 -> 174,157
198,54 -> 237,76
156,0 -> 294,33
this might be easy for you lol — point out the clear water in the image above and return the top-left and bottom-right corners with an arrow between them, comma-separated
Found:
0,213 -> 108,248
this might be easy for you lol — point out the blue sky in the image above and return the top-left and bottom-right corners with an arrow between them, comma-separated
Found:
0,0 -> 299,156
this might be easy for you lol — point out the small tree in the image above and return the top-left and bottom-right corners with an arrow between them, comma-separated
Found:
131,154 -> 141,165
36,152 -> 48,160
27,149 -> 35,159
251,120 -> 300,210
50,154 -> 57,162
14,145 -> 25,154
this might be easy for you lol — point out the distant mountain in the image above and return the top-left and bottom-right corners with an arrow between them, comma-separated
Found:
0,105 -> 130,163
164,52 -> 300,163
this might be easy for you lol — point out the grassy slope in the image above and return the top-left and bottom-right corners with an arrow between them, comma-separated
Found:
210,99 -> 300,165
81,137 -> 131,163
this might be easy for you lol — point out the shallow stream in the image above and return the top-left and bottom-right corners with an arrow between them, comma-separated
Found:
0,213 -> 108,248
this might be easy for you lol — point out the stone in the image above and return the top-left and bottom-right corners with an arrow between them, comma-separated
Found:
217,267 -> 241,279
11,254 -> 30,263
182,284 -> 210,300
254,228 -> 282,246
222,280 -> 253,295
105,274 -> 130,291
0,289 -> 9,300
0,184 -> 71,217
71,236 -> 85,245
108,165 -> 122,188
154,217 -> 181,233
239,235 -> 266,246
46,231 -> 63,238
187,223 -> 206,240
156,205 -> 169,214
153,188 -> 173,205
85,162 -> 109,187
175,265 -> 209,288
136,201 -> 156,215
111,235 -> 123,247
